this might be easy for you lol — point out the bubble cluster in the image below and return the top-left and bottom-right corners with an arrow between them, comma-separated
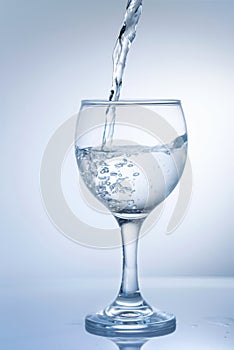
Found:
76,136 -> 187,217
76,146 -> 147,213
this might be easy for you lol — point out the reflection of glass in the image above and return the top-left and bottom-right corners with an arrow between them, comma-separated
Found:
75,100 -> 187,336
109,337 -> 147,350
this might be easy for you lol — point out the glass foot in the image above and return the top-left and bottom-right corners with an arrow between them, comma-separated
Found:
85,309 -> 176,337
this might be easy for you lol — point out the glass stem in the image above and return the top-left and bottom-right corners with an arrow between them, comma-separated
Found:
117,218 -> 144,298
118,345 -> 142,350
104,217 -> 153,318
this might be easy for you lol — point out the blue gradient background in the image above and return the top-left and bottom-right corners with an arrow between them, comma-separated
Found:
1,0 -> 234,284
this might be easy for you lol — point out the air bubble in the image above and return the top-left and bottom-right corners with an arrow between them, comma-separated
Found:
96,185 -> 106,191
110,172 -> 118,176
133,172 -> 139,176
100,160 -> 107,166
99,191 -> 109,197
100,167 -> 109,174
98,175 -> 107,180
115,163 -> 124,168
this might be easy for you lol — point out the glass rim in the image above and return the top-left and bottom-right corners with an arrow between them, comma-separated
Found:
81,99 -> 181,106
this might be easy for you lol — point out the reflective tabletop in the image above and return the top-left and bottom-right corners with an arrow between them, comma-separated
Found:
0,278 -> 233,349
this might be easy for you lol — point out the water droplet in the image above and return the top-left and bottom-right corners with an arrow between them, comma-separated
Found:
204,317 -> 234,328
110,172 -> 117,176
191,324 -> 199,328
128,163 -> 133,167
133,172 -> 139,176
132,205 -> 137,209
118,173 -> 122,177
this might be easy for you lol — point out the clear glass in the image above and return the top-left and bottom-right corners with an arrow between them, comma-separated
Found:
75,99 -> 187,337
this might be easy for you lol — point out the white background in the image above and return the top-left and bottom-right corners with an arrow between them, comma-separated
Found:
1,0 -> 234,283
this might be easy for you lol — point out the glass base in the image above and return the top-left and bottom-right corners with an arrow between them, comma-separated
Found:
85,309 -> 176,337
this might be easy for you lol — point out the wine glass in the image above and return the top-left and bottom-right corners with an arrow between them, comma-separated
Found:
75,99 -> 187,337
